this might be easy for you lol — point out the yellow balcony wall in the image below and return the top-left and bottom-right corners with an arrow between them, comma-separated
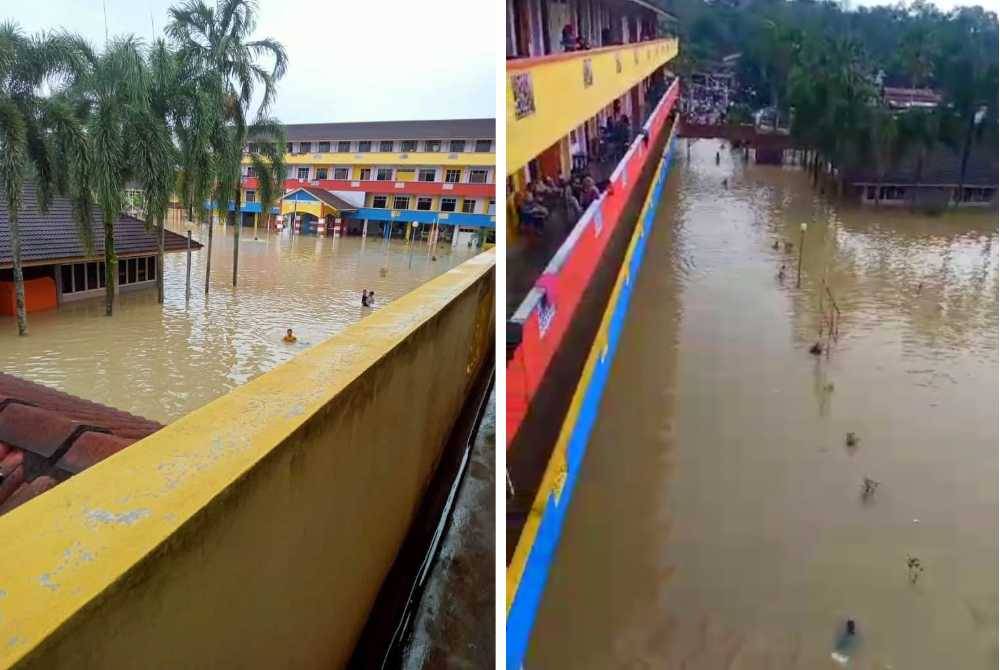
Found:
243,151 -> 495,168
506,37 -> 678,174
0,251 -> 495,669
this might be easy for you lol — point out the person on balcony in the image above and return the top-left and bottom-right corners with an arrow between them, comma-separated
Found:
561,24 -> 577,52
579,176 -> 601,209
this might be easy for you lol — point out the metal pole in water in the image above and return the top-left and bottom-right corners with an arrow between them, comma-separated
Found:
185,230 -> 192,301
797,222 -> 807,288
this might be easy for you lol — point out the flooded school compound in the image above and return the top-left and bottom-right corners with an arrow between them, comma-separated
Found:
519,140 -> 997,668
0,222 -> 481,422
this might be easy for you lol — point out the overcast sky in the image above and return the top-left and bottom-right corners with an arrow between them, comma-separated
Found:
11,0 -> 497,124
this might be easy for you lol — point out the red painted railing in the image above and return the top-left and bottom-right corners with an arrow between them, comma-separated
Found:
241,178 -> 493,199
506,79 -> 679,446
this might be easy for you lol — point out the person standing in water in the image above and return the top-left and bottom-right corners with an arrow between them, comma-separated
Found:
368,290 -> 375,307
283,328 -> 297,343
361,289 -> 369,307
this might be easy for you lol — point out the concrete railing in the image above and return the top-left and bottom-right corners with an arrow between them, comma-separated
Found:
0,249 -> 495,669
506,79 -> 679,446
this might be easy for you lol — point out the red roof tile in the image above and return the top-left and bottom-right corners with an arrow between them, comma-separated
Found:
0,374 -> 163,517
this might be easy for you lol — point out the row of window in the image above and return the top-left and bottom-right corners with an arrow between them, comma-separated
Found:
864,185 -> 997,202
245,166 -> 491,185
369,195 -> 495,215
60,257 -> 157,295
247,139 -> 493,155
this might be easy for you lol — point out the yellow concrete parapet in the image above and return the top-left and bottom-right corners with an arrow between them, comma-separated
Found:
506,37 -> 679,174
0,249 -> 495,669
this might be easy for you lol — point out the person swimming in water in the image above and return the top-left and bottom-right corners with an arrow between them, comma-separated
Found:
283,328 -> 297,343
722,178 -> 728,189
778,264 -> 786,281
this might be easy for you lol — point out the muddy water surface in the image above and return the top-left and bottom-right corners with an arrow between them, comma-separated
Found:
529,141 -> 998,669
0,224 -> 478,423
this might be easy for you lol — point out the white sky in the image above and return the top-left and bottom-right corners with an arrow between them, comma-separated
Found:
10,0 -> 497,124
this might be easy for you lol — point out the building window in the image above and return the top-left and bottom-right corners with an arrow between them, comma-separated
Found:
376,168 -> 393,181
372,195 -> 388,208
296,167 -> 310,180
450,140 -> 466,152
475,139 -> 492,152
380,140 -> 393,152
393,195 -> 409,210
338,141 -> 351,152
865,185 -> 876,200
285,143 -> 292,153
315,168 -> 328,180
425,140 -> 441,152
468,169 -> 489,184
246,190 -> 256,203
418,168 -> 436,182
445,169 -> 461,183
440,197 -> 457,212
401,140 -> 417,152
245,166 -> 256,178
462,199 -> 476,214
61,260 -> 107,294
318,141 -> 330,153
333,167 -> 349,180
963,187 -> 994,202
358,141 -> 372,152
488,199 -> 496,215
879,186 -> 905,200
416,197 -> 433,210
299,142 -> 311,153
359,168 -> 372,180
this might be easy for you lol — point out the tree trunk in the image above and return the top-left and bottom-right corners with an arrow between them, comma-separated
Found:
9,210 -> 27,336
232,185 -> 241,287
157,216 -> 165,304
204,208 -> 214,295
104,212 -> 115,316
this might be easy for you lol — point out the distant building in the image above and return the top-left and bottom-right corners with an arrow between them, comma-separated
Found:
0,183 -> 200,316
882,87 -> 942,110
0,372 -> 162,517
843,142 -> 998,207
242,118 -> 496,246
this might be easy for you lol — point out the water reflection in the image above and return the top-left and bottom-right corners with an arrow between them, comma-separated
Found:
0,223 -> 478,422
529,141 -> 998,669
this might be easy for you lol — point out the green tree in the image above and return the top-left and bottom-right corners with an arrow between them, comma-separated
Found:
167,0 -> 287,291
0,23 -> 93,335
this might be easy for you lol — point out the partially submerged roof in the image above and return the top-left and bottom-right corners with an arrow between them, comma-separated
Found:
844,142 -> 998,187
285,186 -> 359,212
0,373 -> 163,517
277,118 -> 495,143
883,87 -> 942,108
0,182 -> 202,269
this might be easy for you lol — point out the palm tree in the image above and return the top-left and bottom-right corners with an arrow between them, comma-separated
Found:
141,39 -> 181,304
244,119 -> 286,235
167,0 -> 287,291
76,36 -> 155,316
0,23 -> 93,335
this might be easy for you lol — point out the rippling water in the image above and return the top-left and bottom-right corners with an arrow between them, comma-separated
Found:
529,141 -> 998,668
0,222 -> 479,423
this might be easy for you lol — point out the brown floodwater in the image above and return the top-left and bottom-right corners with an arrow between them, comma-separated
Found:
0,223 -> 479,423
528,141 -> 998,669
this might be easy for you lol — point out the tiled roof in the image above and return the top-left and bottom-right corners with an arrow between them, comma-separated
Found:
844,141 -> 999,186
293,186 -> 359,212
277,118 -> 495,142
883,87 -> 942,106
0,182 -> 202,269
0,373 -> 162,517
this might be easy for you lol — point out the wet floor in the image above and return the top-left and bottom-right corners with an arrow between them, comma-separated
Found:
0,223 -> 479,423
528,141 -> 998,668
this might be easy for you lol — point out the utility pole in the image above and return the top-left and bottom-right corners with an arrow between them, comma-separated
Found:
797,222 -> 807,288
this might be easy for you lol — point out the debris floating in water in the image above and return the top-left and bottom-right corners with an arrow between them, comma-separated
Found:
845,432 -> 859,447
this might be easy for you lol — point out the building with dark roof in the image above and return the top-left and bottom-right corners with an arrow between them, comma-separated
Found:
0,373 -> 162,516
843,141 -> 998,208
0,183 -> 202,315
